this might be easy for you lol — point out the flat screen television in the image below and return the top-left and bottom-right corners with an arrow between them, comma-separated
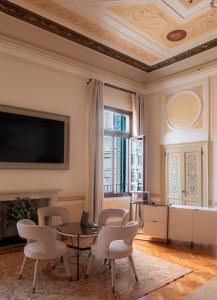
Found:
0,105 -> 70,169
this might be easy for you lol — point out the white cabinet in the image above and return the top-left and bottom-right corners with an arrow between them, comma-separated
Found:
193,209 -> 217,244
169,205 -> 217,245
143,205 -> 168,241
169,207 -> 193,242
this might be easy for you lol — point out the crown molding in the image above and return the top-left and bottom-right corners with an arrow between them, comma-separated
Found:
1,33 -> 217,97
145,60 -> 217,94
0,34 -> 147,94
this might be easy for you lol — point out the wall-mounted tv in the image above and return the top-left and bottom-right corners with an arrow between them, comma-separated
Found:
0,104 -> 70,169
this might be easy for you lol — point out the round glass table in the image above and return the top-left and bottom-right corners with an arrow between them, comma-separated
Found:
56,222 -> 100,280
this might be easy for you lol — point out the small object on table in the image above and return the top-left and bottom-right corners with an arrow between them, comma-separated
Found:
80,210 -> 99,228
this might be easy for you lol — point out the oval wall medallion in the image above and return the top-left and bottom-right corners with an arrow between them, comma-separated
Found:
166,90 -> 203,131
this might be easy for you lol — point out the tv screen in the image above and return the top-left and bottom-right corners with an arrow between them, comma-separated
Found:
0,105 -> 69,169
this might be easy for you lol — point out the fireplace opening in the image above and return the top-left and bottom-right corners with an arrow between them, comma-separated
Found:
0,198 -> 48,249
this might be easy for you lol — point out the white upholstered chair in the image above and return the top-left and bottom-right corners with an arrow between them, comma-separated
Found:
37,206 -> 71,245
86,221 -> 139,292
17,219 -> 71,293
38,206 -> 94,249
98,208 -> 129,226
37,206 -> 71,226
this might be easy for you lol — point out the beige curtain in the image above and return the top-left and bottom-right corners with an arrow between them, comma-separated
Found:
87,79 -> 104,222
132,93 -> 149,190
132,93 -> 149,136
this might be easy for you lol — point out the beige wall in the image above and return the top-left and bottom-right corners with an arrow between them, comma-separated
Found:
104,85 -> 132,112
0,53 -> 133,217
0,53 -> 88,196
146,74 -> 217,205
210,75 -> 217,203
0,53 -> 89,219
147,93 -> 161,196
5,49 -> 217,214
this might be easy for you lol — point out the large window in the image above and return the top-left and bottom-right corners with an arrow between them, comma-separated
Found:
104,106 -> 131,196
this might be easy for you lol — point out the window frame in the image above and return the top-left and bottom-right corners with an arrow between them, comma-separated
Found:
104,105 -> 132,198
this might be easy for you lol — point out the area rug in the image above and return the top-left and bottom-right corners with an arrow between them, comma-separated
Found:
183,277 -> 217,300
0,249 -> 191,300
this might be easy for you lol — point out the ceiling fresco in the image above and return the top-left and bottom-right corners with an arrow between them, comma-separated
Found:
0,0 -> 216,72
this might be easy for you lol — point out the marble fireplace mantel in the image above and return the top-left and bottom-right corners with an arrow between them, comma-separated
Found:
0,188 -> 62,206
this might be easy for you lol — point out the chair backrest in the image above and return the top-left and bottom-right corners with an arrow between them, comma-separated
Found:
96,221 -> 139,258
37,206 -> 71,226
16,219 -> 36,243
97,208 -> 129,226
17,219 -> 58,258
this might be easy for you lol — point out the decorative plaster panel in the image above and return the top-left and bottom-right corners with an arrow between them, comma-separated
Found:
162,79 -> 209,145
1,0 -> 217,72
107,3 -> 217,48
17,0 -> 159,64
166,90 -> 203,131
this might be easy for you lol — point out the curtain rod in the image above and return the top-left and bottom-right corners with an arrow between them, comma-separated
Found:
87,79 -> 136,95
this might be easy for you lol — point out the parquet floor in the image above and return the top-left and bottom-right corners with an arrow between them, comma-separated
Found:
1,240 -> 217,299
134,239 -> 217,300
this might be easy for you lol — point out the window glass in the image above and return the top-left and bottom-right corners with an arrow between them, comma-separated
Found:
114,137 -> 129,193
130,138 -> 143,192
104,136 -> 113,193
103,108 -> 131,195
104,110 -> 130,133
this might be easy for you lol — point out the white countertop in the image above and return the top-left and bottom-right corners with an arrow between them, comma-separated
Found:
171,205 -> 217,211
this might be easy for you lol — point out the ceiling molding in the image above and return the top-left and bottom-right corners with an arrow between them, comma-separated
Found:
1,0 -> 217,73
145,61 -> 217,94
0,0 -> 150,72
148,38 -> 217,72
0,34 -> 147,94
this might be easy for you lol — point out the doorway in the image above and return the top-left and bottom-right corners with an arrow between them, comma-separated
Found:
164,142 -> 208,206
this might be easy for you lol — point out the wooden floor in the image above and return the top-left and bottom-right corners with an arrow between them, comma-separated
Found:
134,239 -> 217,300
1,240 -> 217,299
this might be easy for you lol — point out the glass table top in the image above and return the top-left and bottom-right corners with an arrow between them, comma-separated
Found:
56,222 -> 101,236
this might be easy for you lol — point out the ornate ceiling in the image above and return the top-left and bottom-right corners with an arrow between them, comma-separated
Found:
0,0 -> 217,72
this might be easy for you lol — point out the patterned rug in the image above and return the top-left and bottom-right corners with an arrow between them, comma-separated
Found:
0,249 -> 191,300
182,277 -> 217,300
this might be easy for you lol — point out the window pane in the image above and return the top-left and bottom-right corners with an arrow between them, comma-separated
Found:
104,136 -> 113,192
130,138 -> 143,192
104,110 -> 129,133
114,137 -> 129,193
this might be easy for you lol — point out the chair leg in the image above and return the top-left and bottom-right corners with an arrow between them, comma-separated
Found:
63,255 -> 72,280
111,259 -> 115,293
32,260 -> 39,294
85,254 -> 94,279
51,259 -> 55,269
129,255 -> 138,281
19,256 -> 27,279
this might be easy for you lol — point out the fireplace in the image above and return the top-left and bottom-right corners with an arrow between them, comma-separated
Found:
0,198 -> 48,247
0,188 -> 61,249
